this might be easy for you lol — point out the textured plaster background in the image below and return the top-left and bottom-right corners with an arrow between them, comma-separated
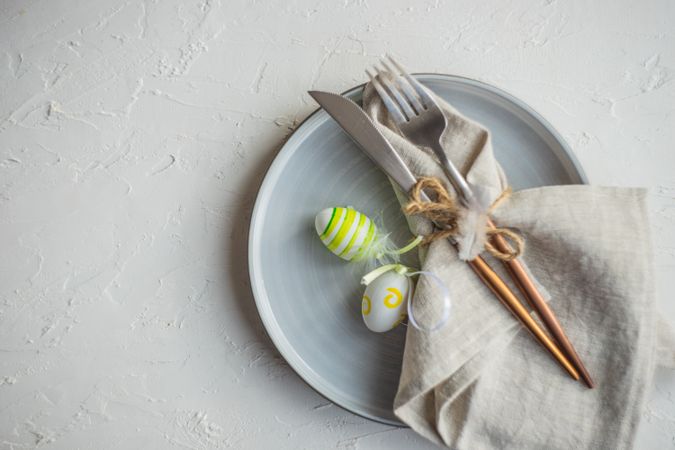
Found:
1,0 -> 674,448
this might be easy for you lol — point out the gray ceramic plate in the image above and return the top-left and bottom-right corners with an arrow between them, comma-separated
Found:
249,74 -> 587,425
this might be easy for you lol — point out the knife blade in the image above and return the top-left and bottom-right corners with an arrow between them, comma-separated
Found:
308,90 -> 428,201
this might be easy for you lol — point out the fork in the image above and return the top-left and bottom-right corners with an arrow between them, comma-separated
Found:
369,57 -> 594,388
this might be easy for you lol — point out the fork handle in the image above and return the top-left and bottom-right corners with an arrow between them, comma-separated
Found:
432,139 -> 592,384
467,255 -> 580,381
430,142 -> 476,206
486,218 -> 595,388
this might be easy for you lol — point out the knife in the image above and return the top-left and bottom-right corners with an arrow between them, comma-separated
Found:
308,89 -> 581,381
308,90 -> 429,202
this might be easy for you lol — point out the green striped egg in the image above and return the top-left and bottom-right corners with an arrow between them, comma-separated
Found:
315,207 -> 377,261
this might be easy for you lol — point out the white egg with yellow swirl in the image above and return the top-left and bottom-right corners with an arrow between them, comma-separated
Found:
315,207 -> 377,261
361,270 -> 411,332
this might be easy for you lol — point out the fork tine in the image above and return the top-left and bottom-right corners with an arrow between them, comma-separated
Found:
374,65 -> 416,120
366,69 -> 407,125
387,56 -> 436,109
381,60 -> 425,114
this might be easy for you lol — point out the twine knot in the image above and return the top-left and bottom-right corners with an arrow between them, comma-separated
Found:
402,177 -> 524,261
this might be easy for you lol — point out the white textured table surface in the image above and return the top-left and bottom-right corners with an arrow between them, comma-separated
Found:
1,0 -> 674,448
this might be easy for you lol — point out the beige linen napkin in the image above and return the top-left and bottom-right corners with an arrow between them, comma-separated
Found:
363,83 -> 673,449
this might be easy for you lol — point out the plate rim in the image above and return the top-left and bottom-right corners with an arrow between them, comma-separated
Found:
247,73 -> 588,426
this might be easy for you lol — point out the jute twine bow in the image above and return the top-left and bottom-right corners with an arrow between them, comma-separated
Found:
403,177 -> 525,261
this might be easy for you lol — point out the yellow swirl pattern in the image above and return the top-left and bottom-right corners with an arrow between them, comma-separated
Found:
383,287 -> 403,309
362,295 -> 372,315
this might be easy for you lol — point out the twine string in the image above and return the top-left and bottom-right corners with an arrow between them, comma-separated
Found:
403,177 -> 524,261
403,177 -> 462,245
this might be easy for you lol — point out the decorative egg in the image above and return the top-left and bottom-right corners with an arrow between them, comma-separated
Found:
315,207 -> 377,261
361,270 -> 411,332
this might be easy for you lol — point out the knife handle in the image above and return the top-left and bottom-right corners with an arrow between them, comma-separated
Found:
485,218 -> 594,388
467,256 -> 580,381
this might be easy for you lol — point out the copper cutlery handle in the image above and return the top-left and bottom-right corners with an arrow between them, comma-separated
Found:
469,256 -> 580,381
486,218 -> 595,388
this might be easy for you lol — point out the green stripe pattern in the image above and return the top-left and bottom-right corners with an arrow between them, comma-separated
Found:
320,207 -> 376,261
